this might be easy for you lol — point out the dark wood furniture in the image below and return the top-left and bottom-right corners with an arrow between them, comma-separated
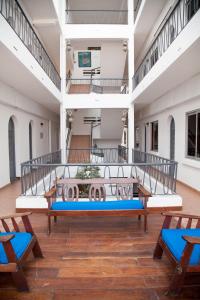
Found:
154,212 -> 200,295
0,212 -> 43,291
44,178 -> 151,235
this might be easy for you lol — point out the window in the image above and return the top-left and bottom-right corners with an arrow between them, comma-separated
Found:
135,127 -> 140,148
187,111 -> 200,159
151,121 -> 158,151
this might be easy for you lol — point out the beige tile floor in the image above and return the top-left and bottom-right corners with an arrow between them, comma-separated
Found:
0,179 -> 199,217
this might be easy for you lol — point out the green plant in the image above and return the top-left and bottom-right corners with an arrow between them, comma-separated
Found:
75,166 -> 101,197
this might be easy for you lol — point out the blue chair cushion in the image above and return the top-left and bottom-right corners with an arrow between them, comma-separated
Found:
162,228 -> 200,265
0,232 -> 32,264
51,199 -> 144,211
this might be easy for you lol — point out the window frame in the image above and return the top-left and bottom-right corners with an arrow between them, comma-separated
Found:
151,121 -> 158,152
186,110 -> 200,160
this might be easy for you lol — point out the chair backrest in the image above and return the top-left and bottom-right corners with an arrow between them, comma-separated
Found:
61,184 -> 79,201
89,184 -> 106,201
115,184 -> 133,200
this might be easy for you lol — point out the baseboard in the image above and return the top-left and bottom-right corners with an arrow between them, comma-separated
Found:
176,180 -> 200,194
16,208 -> 48,213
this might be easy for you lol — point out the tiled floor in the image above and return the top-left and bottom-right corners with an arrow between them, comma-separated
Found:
0,179 -> 20,216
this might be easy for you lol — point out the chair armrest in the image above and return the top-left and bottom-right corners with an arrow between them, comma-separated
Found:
162,212 -> 200,219
138,185 -> 151,198
0,234 -> 14,243
182,236 -> 200,245
44,187 -> 56,199
0,212 -> 32,221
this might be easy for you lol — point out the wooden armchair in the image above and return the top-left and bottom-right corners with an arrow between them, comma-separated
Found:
154,212 -> 200,295
0,212 -> 43,291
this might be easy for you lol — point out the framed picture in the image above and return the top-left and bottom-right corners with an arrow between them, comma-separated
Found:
78,51 -> 91,68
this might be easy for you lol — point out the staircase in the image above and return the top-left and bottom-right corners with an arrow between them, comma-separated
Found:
68,135 -> 91,163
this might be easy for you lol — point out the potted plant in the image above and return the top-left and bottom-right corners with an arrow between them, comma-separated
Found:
75,166 -> 101,197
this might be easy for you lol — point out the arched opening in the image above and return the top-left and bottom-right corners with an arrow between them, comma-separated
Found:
170,117 -> 175,160
29,121 -> 33,160
8,117 -> 16,182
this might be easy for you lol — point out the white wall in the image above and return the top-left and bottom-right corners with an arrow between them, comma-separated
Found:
0,80 -> 59,188
72,109 -> 101,135
100,109 -> 124,139
135,73 -> 200,191
72,50 -> 100,79
101,42 -> 127,78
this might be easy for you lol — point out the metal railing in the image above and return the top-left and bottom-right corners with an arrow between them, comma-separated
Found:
0,0 -> 61,90
65,10 -> 128,24
68,78 -> 129,94
21,150 -> 61,195
67,147 -> 128,164
133,0 -> 200,89
21,148 -> 178,196
132,149 -> 178,192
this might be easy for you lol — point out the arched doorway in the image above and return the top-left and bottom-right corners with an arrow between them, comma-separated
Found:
170,117 -> 175,160
8,117 -> 16,182
29,122 -> 33,160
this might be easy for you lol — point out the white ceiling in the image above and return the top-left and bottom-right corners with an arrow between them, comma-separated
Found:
68,0 -> 127,10
134,0 -> 166,60
19,0 -> 60,72
134,38 -> 200,111
0,42 -> 60,114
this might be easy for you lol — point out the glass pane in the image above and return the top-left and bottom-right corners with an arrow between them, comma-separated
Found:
187,114 -> 196,156
197,113 -> 200,158
151,122 -> 158,151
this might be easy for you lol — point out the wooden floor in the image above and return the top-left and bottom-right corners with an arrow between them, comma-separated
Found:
1,213 -> 200,299
68,135 -> 91,163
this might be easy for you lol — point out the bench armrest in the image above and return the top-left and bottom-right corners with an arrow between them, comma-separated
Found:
0,212 -> 32,221
183,236 -> 200,245
0,234 -> 14,243
162,212 -> 200,219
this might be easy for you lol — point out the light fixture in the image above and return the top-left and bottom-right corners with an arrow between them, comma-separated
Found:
121,110 -> 128,124
67,110 -> 74,122
123,40 -> 128,52
66,40 -> 72,52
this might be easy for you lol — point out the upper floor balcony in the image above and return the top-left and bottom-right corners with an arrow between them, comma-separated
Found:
0,0 -> 61,90
133,0 -> 200,91
65,0 -> 128,25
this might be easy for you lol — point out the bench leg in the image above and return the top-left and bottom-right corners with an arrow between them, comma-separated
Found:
167,266 -> 186,296
144,215 -> 148,232
54,216 -> 57,223
32,239 -> 43,258
153,240 -> 163,259
12,269 -> 29,292
138,215 -> 141,221
48,215 -> 51,235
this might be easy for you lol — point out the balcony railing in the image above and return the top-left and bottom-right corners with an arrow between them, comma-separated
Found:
21,150 -> 61,195
133,0 -> 200,89
67,78 -> 129,94
65,10 -> 128,24
67,147 -> 128,164
132,149 -> 178,193
21,148 -> 178,196
0,0 -> 61,90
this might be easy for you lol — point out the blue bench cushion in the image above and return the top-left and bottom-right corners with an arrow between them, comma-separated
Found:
51,200 -> 144,211
162,228 -> 200,265
0,232 -> 32,264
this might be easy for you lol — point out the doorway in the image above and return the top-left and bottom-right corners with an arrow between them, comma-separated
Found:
170,117 -> 175,160
8,117 -> 16,182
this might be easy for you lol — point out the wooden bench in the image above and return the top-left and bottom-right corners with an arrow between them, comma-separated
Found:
0,212 -> 43,291
44,178 -> 151,234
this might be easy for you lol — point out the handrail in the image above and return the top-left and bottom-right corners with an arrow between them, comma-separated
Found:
0,0 -> 61,90
133,0 -> 200,89
65,9 -> 128,24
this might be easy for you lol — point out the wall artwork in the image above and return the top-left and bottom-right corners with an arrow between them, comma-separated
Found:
78,51 -> 91,68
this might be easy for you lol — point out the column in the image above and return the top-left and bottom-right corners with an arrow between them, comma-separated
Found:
60,35 -> 67,163
128,0 -> 134,94
128,102 -> 134,163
